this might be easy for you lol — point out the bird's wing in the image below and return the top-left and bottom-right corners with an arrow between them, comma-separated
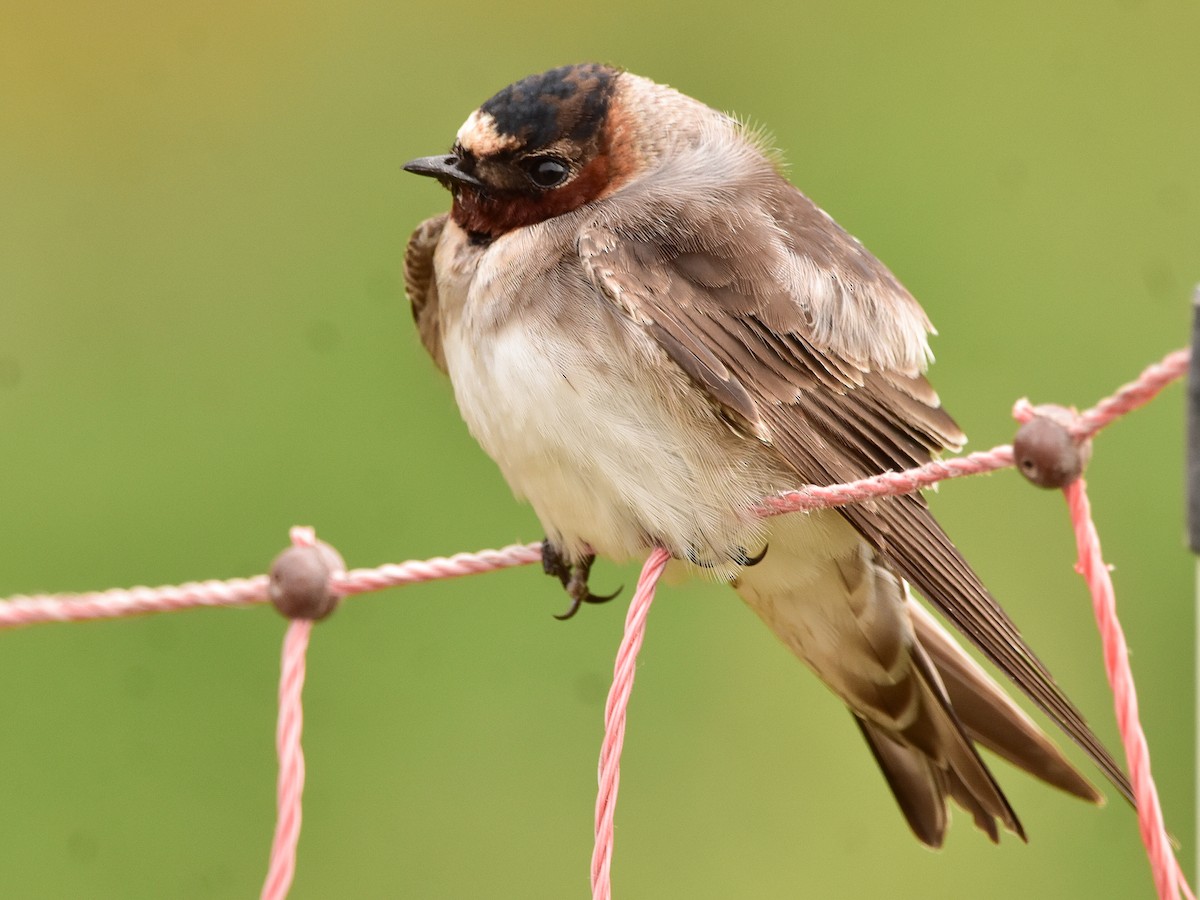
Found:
404,213 -> 450,373
577,173 -> 1133,804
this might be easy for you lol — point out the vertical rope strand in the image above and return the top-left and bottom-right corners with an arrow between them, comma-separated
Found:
1063,480 -> 1189,899
591,548 -> 671,900
261,619 -> 313,900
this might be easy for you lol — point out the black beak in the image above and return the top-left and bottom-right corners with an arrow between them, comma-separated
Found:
403,154 -> 484,189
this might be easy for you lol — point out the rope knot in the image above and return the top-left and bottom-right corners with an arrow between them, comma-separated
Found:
268,527 -> 346,620
1011,401 -> 1092,489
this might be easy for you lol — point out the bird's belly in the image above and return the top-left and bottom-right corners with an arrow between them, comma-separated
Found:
442,319 -> 773,568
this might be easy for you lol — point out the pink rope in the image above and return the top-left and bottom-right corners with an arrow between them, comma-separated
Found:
333,542 -> 543,594
0,576 -> 271,627
1071,348 -> 1190,439
0,350 -> 1180,629
1064,480 -> 1195,900
758,444 -> 1017,517
0,347 -> 1192,899
262,618 -> 312,900
591,547 -> 670,900
259,525 -> 325,900
0,543 -> 543,630
756,347 -> 1191,519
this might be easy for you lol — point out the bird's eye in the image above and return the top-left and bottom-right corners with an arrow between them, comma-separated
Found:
525,157 -> 571,188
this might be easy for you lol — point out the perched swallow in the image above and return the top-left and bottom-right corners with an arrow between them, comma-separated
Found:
403,63 -> 1133,847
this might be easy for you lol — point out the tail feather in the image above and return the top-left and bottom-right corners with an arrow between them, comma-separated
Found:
853,633 -> 1025,847
909,600 -> 1104,805
854,716 -> 948,847
946,768 -> 1001,843
734,513 -> 1105,846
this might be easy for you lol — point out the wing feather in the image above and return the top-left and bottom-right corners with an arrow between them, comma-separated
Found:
404,213 -> 449,372
579,172 -> 1134,805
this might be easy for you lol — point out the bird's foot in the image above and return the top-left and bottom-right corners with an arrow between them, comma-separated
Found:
686,543 -> 769,569
541,539 -> 622,621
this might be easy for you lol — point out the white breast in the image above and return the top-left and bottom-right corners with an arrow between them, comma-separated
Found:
440,297 -> 777,572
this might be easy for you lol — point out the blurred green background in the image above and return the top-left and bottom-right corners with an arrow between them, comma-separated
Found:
2,2 -> 1197,897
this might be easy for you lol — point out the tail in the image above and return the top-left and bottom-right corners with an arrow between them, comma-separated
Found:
851,630 -> 1025,847
733,512 -> 1101,847
856,597 -> 1102,847
907,598 -> 1103,810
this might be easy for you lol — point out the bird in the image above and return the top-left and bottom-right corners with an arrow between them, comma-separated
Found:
401,63 -> 1133,847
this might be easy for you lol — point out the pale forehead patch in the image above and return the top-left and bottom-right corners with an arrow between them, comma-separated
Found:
456,109 -> 522,155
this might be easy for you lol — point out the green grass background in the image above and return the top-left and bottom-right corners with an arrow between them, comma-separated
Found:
2,2 -> 1197,897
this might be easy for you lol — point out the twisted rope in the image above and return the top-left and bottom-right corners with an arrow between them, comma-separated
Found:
1065,481 -> 1194,900
0,544 -> 543,630
590,547 -> 670,900
262,618 -> 312,900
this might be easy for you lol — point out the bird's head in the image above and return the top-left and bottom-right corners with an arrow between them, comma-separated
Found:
404,63 -> 687,242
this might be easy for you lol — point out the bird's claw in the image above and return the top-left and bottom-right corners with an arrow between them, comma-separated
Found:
734,543 -> 769,567
542,539 -> 622,621
687,543 -> 769,569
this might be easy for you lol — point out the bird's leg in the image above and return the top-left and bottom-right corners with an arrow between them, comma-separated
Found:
541,539 -> 622,621
541,538 -> 573,589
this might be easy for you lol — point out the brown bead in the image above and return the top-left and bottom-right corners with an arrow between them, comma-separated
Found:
268,542 -> 345,620
1013,408 -> 1089,489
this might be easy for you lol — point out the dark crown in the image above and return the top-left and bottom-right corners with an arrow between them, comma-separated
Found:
480,63 -> 620,149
